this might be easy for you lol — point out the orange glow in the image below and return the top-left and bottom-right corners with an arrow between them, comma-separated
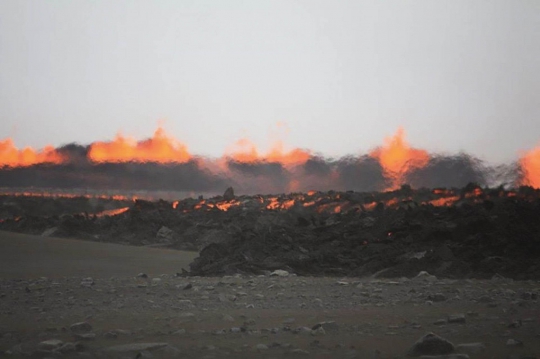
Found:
433,188 -> 453,195
215,200 -> 241,211
172,201 -> 179,209
428,196 -> 460,207
385,198 -> 399,207
88,126 -> 191,164
520,145 -> 540,188
266,197 -> 280,210
464,188 -> 483,198
0,191 -> 137,201
95,207 -> 129,217
370,128 -> 429,189
0,138 -> 64,167
281,199 -> 295,209
364,202 -> 377,211
226,138 -> 310,166
194,200 -> 206,210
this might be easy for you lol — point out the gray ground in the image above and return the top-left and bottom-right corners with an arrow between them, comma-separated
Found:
0,231 -> 539,359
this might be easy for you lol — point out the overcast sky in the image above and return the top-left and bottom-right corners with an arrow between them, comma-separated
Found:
1,0 -> 539,163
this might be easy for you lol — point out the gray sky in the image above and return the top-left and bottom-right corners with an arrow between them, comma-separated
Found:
1,0 -> 539,163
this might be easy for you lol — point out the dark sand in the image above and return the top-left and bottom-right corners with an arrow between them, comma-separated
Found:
0,230 -> 197,280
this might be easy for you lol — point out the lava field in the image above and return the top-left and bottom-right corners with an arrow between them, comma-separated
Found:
1,184 -> 540,280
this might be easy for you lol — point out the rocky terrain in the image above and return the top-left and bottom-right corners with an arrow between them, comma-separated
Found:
0,270 -> 539,359
1,186 -> 540,358
2,185 -> 540,280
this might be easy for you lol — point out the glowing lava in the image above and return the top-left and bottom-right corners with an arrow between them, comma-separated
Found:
88,126 -> 191,164
226,138 -> 310,166
370,128 -> 429,189
0,138 -> 64,167
94,207 -> 130,217
520,145 -> 540,189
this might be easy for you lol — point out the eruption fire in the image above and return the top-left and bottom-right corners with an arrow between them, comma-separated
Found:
1,125 -> 540,193
0,138 -> 64,167
369,128 -> 429,189
520,145 -> 540,188
88,126 -> 191,164
225,138 -> 311,166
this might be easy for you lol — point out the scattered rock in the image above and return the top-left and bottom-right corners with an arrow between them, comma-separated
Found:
102,343 -> 169,353
37,339 -> 63,351
270,270 -> 290,277
428,293 -> 447,302
57,342 -> 77,353
156,226 -> 174,243
70,322 -> 92,334
447,314 -> 466,324
222,314 -> 235,322
407,333 -> 455,357
41,227 -> 58,237
313,321 -> 339,332
80,278 -> 94,287
456,343 -> 486,354
416,355 -> 469,359
223,187 -> 235,201
103,332 -> 118,339
310,326 -> 326,336
506,339 -> 524,347
414,272 -> 438,282
255,343 -> 269,351
75,333 -> 96,340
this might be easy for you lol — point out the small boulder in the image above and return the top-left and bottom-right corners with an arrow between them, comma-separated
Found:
270,270 -> 290,277
70,322 -> 92,334
80,278 -> 94,287
223,187 -> 235,201
38,339 -> 63,351
407,333 -> 455,357
447,314 -> 466,324
414,271 -> 437,282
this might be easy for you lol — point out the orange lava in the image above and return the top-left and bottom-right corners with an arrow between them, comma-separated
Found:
226,138 -> 310,166
95,207 -> 130,217
0,138 -> 64,167
520,145 -> 540,188
215,200 -> 241,211
464,188 -> 483,198
0,191 -> 136,201
428,196 -> 460,207
88,126 -> 191,164
370,128 -> 429,189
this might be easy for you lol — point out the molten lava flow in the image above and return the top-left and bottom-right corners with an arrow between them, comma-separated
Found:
215,200 -> 241,211
428,196 -> 460,207
0,190 -> 137,201
464,188 -> 483,198
95,207 -> 130,217
520,145 -> 540,189
0,138 -> 64,167
225,138 -> 310,166
370,128 -> 429,190
88,126 -> 191,164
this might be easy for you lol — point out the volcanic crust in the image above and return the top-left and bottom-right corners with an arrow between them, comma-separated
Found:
2,185 -> 540,280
